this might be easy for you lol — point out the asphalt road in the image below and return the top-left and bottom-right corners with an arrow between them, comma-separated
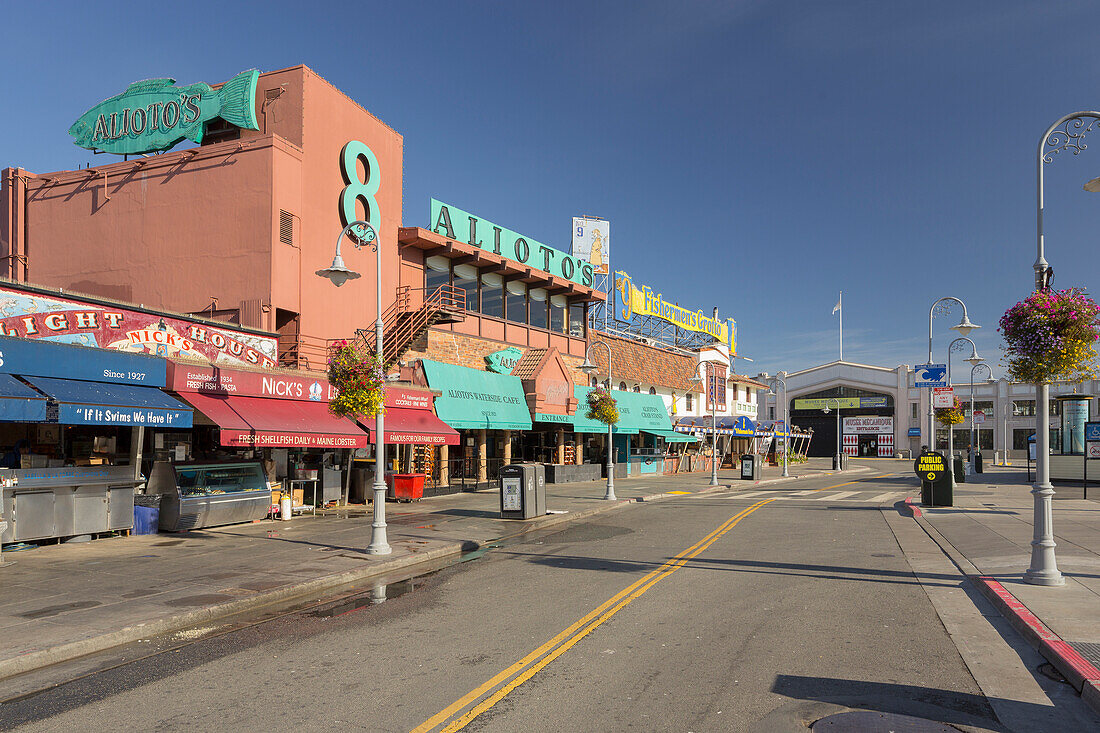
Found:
0,466 -> 1092,732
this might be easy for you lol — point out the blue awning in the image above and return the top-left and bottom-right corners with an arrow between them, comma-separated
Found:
0,374 -> 47,422
23,376 -> 193,428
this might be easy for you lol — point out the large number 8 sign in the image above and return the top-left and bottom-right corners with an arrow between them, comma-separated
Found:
339,140 -> 380,236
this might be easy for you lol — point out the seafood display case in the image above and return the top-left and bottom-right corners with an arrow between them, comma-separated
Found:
147,460 -> 271,531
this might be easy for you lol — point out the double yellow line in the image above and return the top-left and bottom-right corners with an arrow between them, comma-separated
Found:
414,497 -> 776,733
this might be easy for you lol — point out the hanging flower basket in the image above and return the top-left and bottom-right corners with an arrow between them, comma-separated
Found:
999,288 -> 1100,383
585,386 -> 619,425
327,341 -> 386,419
935,397 -> 965,426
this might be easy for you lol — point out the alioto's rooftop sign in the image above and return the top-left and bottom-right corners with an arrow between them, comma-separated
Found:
68,70 -> 260,155
431,199 -> 595,288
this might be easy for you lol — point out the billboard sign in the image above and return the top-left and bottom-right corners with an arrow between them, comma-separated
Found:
572,217 -> 609,275
614,271 -> 735,352
0,284 -> 277,369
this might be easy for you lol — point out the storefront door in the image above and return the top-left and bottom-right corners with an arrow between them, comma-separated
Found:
858,434 -> 877,456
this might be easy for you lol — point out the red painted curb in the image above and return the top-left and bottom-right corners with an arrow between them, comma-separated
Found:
973,576 -> 1100,699
903,496 -> 922,517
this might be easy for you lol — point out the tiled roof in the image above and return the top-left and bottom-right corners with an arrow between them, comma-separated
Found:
510,348 -> 548,380
729,374 -> 767,389
590,333 -> 702,392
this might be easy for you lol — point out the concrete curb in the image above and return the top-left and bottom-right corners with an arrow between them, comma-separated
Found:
969,575 -> 1100,715
0,487 -> 661,682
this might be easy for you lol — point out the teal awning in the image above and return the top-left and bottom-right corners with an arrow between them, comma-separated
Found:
644,428 -> 698,443
571,387 -> 676,435
419,359 -> 533,431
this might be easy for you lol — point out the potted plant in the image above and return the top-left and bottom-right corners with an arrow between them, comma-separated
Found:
327,340 -> 386,418
999,287 -> 1100,383
586,385 -> 619,425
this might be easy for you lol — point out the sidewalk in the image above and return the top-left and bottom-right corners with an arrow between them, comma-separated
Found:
909,465 -> 1100,711
0,458 -> 839,682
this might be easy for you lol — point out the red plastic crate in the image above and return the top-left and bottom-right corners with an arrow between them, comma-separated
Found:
392,473 -> 425,501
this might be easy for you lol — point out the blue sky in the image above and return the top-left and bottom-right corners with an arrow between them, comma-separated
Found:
5,1 -> 1100,379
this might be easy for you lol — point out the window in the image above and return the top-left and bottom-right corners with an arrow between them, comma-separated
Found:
686,392 -> 694,411
1049,400 -> 1062,416
963,400 -> 993,417
1013,428 -> 1032,450
1013,400 -> 1036,417
768,406 -> 774,420
910,402 -> 919,420
425,255 -> 451,295
706,362 -> 726,411
529,288 -> 548,329
618,381 -> 627,391
549,294 -> 568,333
633,385 -> 641,393
453,264 -> 479,313
480,272 -> 503,318
649,387 -> 656,395
569,301 -> 586,337
590,376 -> 598,388
505,281 -> 527,324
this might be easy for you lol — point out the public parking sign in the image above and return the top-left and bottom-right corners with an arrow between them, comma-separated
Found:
915,364 -> 948,388
914,450 -> 947,483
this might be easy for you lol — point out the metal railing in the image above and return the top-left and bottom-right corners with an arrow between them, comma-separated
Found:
441,456 -> 504,492
278,333 -> 331,372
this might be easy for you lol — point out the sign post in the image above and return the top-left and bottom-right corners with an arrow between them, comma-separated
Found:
1083,422 -> 1100,500
914,449 -> 951,506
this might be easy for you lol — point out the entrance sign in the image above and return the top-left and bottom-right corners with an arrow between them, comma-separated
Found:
914,450 -> 947,483
932,387 -> 954,409
69,70 -> 260,155
430,199 -> 594,287
842,416 -> 894,434
915,364 -> 947,388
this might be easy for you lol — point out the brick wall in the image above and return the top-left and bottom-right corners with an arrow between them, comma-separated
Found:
408,328 -> 588,386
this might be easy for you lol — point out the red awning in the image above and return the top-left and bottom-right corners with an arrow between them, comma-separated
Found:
178,392 -> 369,449
357,406 -> 460,446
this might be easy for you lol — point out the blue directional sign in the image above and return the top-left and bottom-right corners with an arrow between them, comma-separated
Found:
915,363 -> 948,388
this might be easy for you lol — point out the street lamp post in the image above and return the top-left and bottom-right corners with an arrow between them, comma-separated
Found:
1001,401 -> 1020,466
926,298 -> 978,452
1021,114 -> 1100,585
579,341 -> 616,500
946,337 -> 983,486
822,398 -> 842,471
968,362 -> 992,475
694,364 -> 720,486
768,373 -> 789,478
316,220 -> 391,556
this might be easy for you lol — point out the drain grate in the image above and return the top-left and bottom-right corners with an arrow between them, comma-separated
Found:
1067,641 -> 1100,668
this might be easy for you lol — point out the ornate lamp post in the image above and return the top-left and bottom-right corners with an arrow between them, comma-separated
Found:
1001,401 -> 1021,466
821,397 -> 842,471
579,340 -> 616,500
1021,113 -> 1100,586
768,373 -> 789,477
968,362 -> 993,474
927,297 -> 979,451
946,337 -> 983,485
317,220 -> 391,555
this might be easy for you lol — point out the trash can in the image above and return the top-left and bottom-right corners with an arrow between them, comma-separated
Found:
499,463 -> 545,519
832,454 -> 846,470
953,456 -> 966,483
975,451 -> 984,474
390,473 -> 425,502
133,493 -> 161,535
740,454 -> 756,480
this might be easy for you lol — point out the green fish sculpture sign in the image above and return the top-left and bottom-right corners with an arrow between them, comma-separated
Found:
68,69 -> 260,155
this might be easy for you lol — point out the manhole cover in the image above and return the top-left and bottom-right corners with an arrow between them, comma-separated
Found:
812,710 -> 957,731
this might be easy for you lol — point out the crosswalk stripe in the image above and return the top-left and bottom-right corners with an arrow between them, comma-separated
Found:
814,491 -> 858,501
868,492 -> 899,502
789,490 -> 819,496
729,491 -> 769,499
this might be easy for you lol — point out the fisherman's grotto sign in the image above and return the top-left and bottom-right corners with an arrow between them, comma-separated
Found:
69,70 -> 260,155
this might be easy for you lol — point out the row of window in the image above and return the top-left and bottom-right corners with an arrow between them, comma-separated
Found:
910,399 -> 1062,420
588,377 -> 698,409
426,257 -> 586,336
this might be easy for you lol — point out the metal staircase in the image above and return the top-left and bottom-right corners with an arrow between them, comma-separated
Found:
338,285 -> 465,367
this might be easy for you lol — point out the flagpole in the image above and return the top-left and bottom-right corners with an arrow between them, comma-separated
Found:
839,290 -> 843,361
